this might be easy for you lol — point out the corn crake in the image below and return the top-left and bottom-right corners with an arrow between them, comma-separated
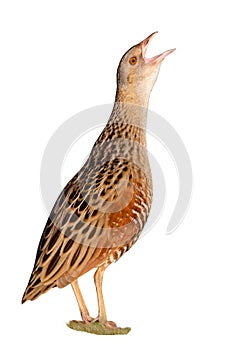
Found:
22,33 -> 175,335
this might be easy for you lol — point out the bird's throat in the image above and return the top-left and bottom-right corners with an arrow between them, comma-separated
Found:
115,86 -> 151,109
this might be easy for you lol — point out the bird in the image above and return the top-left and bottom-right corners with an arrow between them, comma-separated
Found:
22,32 -> 175,333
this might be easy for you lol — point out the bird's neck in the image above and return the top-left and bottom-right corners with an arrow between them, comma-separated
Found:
115,85 -> 151,109
109,88 -> 150,132
94,91 -> 150,165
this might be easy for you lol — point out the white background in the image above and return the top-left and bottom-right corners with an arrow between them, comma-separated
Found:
1,0 -> 233,348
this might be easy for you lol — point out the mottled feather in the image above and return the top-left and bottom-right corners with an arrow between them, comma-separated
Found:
22,120 -> 152,302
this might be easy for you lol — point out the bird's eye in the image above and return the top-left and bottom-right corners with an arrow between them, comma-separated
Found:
129,56 -> 137,65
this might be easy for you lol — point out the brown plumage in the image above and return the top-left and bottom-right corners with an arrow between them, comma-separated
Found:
22,33 -> 175,330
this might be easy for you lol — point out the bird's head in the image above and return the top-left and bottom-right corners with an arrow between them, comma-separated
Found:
116,32 -> 175,106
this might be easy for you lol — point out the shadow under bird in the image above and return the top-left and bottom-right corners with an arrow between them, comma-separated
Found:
22,33 -> 175,335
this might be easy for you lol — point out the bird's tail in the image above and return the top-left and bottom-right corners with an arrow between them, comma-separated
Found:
21,270 -> 56,304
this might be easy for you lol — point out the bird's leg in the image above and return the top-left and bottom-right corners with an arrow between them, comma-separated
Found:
68,271 -> 130,334
94,266 -> 107,323
94,265 -> 117,328
71,280 -> 92,323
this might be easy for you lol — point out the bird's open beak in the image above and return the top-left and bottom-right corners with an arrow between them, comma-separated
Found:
141,32 -> 176,64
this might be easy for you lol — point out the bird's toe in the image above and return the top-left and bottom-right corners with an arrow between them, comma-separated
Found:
104,320 -> 117,328
91,316 -> 117,328
81,314 -> 94,323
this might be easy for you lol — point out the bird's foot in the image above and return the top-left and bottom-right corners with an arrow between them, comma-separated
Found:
81,313 -> 94,323
67,317 -> 131,335
91,316 -> 117,329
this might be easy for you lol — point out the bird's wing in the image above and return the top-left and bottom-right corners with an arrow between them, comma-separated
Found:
22,157 -> 135,302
